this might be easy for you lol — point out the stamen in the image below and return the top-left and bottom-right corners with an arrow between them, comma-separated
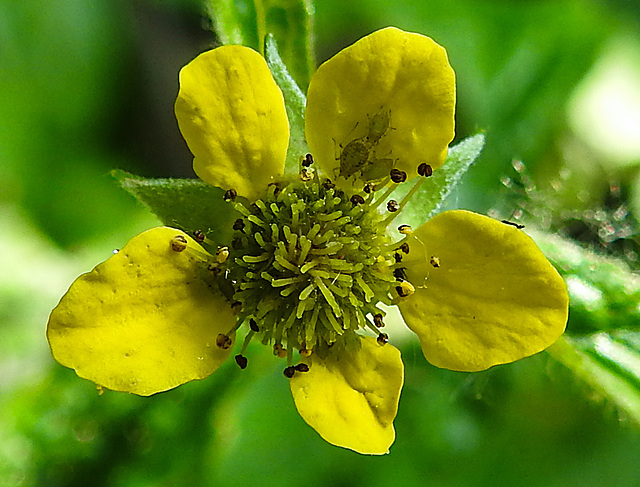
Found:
396,280 -> 415,298
233,219 -> 245,232
249,318 -> 260,332
192,230 -> 206,243
235,355 -> 248,369
389,168 -> 407,183
387,200 -> 400,212
223,189 -> 237,201
216,334 -> 233,350
430,256 -> 441,268
417,162 -> 433,177
294,363 -> 309,372
376,333 -> 389,346
170,235 -> 188,252
373,313 -> 385,327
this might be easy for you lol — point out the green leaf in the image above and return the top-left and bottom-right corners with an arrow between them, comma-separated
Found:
531,231 -> 640,334
392,134 -> 485,230
548,333 -> 640,428
265,34 -> 309,175
206,0 -> 259,49
112,170 -> 239,247
260,0 -> 316,89
207,0 -> 316,88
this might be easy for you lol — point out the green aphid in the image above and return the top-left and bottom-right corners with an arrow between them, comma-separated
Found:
339,137 -> 371,178
338,109 -> 393,179
366,109 -> 391,145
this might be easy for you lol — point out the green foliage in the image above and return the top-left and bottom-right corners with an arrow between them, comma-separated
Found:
207,0 -> 315,87
113,170 -> 240,247
265,34 -> 309,174
392,134 -> 485,230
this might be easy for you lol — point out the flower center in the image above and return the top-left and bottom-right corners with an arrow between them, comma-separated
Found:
227,177 -> 396,357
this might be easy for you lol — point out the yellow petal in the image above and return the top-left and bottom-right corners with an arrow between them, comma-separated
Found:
289,335 -> 404,454
175,46 -> 289,199
305,27 -> 455,181
47,227 -> 236,396
398,210 -> 568,372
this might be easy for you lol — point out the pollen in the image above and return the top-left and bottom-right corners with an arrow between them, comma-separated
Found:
226,177 -> 396,355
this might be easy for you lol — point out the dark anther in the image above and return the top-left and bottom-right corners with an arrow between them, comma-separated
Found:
302,153 -> 314,167
223,189 -> 237,201
377,333 -> 389,346
231,236 -> 243,250
192,230 -> 206,243
267,182 -> 282,196
233,218 -> 245,232
417,162 -> 433,177
501,220 -> 525,229
170,235 -> 188,252
322,178 -> 335,190
430,256 -> 441,268
235,354 -> 248,369
208,263 -> 223,276
396,280 -> 415,298
351,194 -> 365,206
363,183 -> 375,194
394,252 -> 403,263
393,267 -> 407,281
294,363 -> 310,372
397,242 -> 410,254
373,313 -> 385,328
387,199 -> 400,212
231,301 -> 242,314
249,318 -> 260,332
216,333 -> 233,350
398,224 -> 413,235
334,189 -> 345,200
283,366 -> 296,378
390,168 -> 407,183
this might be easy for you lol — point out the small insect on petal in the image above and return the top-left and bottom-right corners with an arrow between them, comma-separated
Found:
390,168 -> 407,183
216,246 -> 230,264
223,189 -> 237,201
417,163 -> 433,177
501,220 -> 525,229
398,224 -> 413,235
396,280 -> 415,298
170,235 -> 188,252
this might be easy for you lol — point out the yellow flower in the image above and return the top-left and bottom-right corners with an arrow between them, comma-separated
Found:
47,27 -> 568,455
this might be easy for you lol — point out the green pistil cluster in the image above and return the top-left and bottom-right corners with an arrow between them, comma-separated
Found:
227,178 -> 396,356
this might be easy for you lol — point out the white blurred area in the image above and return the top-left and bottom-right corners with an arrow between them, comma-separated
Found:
568,34 -> 640,167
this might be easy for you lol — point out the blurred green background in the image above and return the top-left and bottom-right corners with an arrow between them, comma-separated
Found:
2,0 -> 640,485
